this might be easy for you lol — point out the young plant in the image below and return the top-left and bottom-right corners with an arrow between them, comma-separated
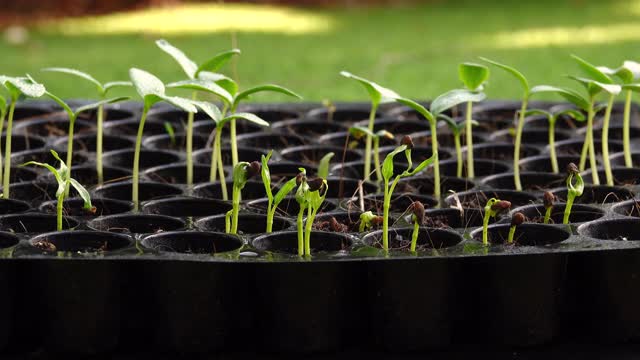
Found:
45,92 -> 128,195
482,198 -> 511,246
598,61 -> 640,167
523,108 -> 585,173
407,201 -> 425,252
295,171 -> 328,257
458,63 -> 489,179
507,212 -> 525,245
225,161 -> 261,234
543,191 -> 555,224
41,68 -> 131,185
0,94 -> 7,183
348,126 -> 392,182
380,136 -> 436,251
22,150 -> 93,231
563,163 -> 584,225
358,211 -> 383,232
128,68 -> 198,211
0,75 -> 46,199
439,114 -> 478,177
340,71 -> 400,182
260,151 -> 298,233
156,39 -> 239,186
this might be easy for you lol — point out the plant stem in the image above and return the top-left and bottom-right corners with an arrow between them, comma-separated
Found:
513,98 -> 528,191
465,101 -> 474,179
482,210 -> 491,246
186,91 -> 197,187
297,207 -> 305,257
586,101 -> 600,185
543,206 -> 552,224
216,128 -> 228,201
363,104 -> 378,181
230,186 -> 240,234
266,207 -> 275,233
382,178 -> 390,251
64,114 -> 77,197
2,101 -> 16,199
455,133 -> 462,178
548,116 -> 559,173
430,120 -> 441,207
373,137 -> 382,183
0,113 -> 5,183
230,103 -> 239,167
304,205 -> 314,257
410,218 -> 419,252
225,210 -> 231,233
209,128 -> 218,182
623,90 -> 633,168
602,94 -> 615,186
56,193 -> 64,231
96,104 -> 104,185
507,225 -> 516,244
132,107 -> 149,212
563,194 -> 575,225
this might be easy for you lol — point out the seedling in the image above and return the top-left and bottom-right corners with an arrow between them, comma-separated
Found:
507,212 -> 525,245
0,94 -> 7,183
563,163 -> 584,225
295,170 -> 328,257
380,136 -> 435,251
348,126 -> 392,182
322,99 -> 336,122
41,68 -> 131,185
439,114 -> 478,177
260,151 -> 298,233
128,68 -> 198,211
599,61 -> 640,167
523,108 -> 585,173
543,191 -> 555,224
156,39 -> 239,186
482,198 -> 511,246
358,211 -> 383,232
458,62 -> 489,179
0,75 -> 46,199
22,150 -> 93,231
44,92 -> 128,195
407,201 -> 425,252
317,152 -> 334,179
225,161 -> 261,234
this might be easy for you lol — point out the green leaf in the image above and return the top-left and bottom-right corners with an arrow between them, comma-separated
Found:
198,72 -> 238,97
571,55 -> 613,84
195,49 -> 241,77
261,151 -> 273,200
75,97 -> 129,116
103,81 -> 133,93
437,113 -> 460,134
274,177 -> 298,207
218,112 -> 269,128
1,76 -> 46,99
69,178 -> 93,210
557,108 -> 586,122
393,97 -> 436,125
348,125 -> 375,138
191,100 -> 222,122
619,61 -> 640,83
458,63 -> 489,91
622,84 -> 640,93
523,109 -> 551,118
431,89 -> 486,116
382,145 -> 407,181
129,68 -> 165,102
530,85 -> 590,111
155,39 -> 198,79
158,95 -> 198,113
42,67 -> 103,92
406,154 -> 435,176
46,91 -> 74,118
167,79 -> 233,105
164,122 -> 176,146
479,57 -> 529,96
568,76 -> 621,96
234,84 -> 302,107
21,160 -> 60,184
340,71 -> 399,107
0,94 -> 6,119
317,152 -> 334,179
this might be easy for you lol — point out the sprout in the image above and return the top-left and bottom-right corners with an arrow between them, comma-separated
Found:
225,161 -> 261,234
0,75 -> 45,199
543,191 -> 555,224
41,67 -> 131,185
563,163 -> 585,225
22,150 -> 93,231
164,122 -> 176,147
260,150 -> 298,233
295,170 -> 328,257
407,201 -> 425,252
458,62 -> 489,179
508,212 -> 525,245
358,211 -> 383,232
317,152 -> 334,180
482,198 -> 511,246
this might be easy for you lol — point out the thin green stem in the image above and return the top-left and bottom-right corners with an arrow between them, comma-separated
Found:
230,104 -> 239,166
586,101 -> 600,185
549,117 -> 559,173
465,101 -> 474,179
216,128 -> 228,201
513,99 -> 528,191
64,114 -> 77,198
363,104 -> 378,181
2,101 -> 16,199
430,121 -> 441,207
563,194 -> 575,225
96,104 -> 104,185
602,94 -> 615,186
410,218 -> 419,252
230,185 -> 240,234
623,90 -> 633,168
304,205 -> 314,257
0,113 -> 5,183
507,225 -> 516,244
209,128 -> 218,182
543,206 -> 552,224
455,133 -> 462,178
373,137 -> 382,183
186,91 -> 197,187
297,207 -> 305,257
482,210 -> 491,246
382,178 -> 390,251
225,210 -> 231,233
56,193 -> 64,231
132,107 -> 149,212
266,207 -> 275,233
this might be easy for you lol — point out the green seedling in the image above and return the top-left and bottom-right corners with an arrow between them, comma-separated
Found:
295,170 -> 328,257
482,198 -> 511,246
164,122 -> 176,147
439,114 -> 478,177
225,161 -> 261,234
380,136 -> 436,251
348,126 -> 392,182
563,163 -> 584,225
507,212 -> 525,245
340,71 -> 400,182
458,62 -> 489,179
0,94 -> 7,184
543,191 -> 555,224
22,150 -> 93,231
317,152 -> 334,180
156,39 -> 239,186
599,61 -> 640,167
41,67 -> 131,185
523,108 -> 585,173
322,99 -> 336,122
0,75 -> 46,199
45,92 -> 128,196
260,150 -> 298,233
128,68 -> 198,211
407,201 -> 425,252
358,211 -> 383,232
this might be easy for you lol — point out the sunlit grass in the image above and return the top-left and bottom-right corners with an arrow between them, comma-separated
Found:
39,3 -> 334,35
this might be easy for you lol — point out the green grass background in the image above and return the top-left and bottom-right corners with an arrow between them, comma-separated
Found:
1,0 -> 639,102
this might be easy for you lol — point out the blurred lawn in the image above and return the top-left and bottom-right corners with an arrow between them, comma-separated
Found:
1,0 -> 639,102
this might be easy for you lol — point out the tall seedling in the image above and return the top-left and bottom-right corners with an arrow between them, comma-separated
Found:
458,63 -> 489,179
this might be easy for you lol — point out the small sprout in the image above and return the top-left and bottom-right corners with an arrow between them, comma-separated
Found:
226,160 -> 261,234
358,211 -> 383,233
563,162 -> 585,224
348,126 -> 392,182
164,122 -> 176,147
294,170 -> 328,257
408,201 -> 425,252
260,150 -> 298,233
482,198 -> 511,246
508,212 -> 525,244
322,99 -> 336,122
543,191 -> 555,224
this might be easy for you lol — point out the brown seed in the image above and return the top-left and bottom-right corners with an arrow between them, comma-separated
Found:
567,162 -> 579,175
409,201 -> 425,224
543,191 -> 555,208
247,161 -> 261,178
491,200 -> 512,212
307,177 -> 325,192
401,135 -> 414,149
511,212 -> 525,226
371,216 -> 384,226
296,172 -> 306,186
